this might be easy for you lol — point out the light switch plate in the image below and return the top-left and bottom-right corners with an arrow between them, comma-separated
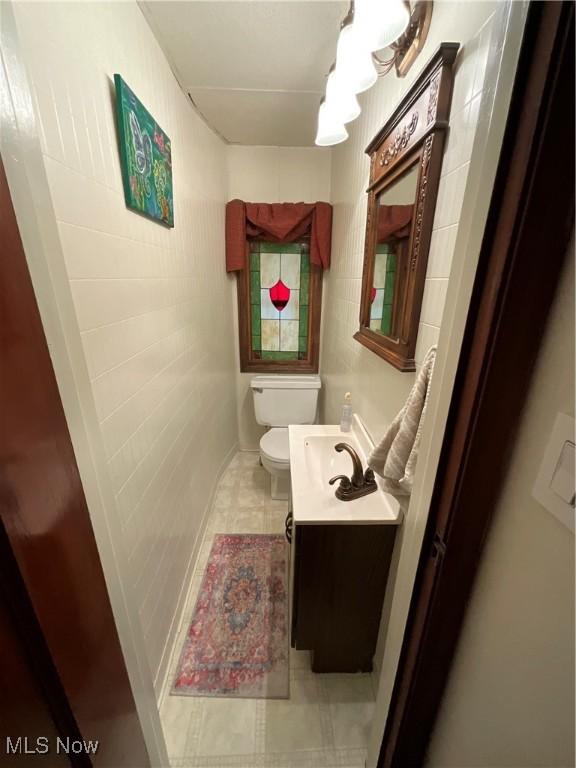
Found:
550,440 -> 575,505
532,412 -> 575,533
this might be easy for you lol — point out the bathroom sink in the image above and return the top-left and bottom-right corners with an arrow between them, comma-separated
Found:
302,435 -> 355,489
289,418 -> 402,525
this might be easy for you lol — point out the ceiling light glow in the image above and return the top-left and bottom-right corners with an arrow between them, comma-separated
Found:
334,23 -> 378,95
315,1 -> 429,147
354,0 -> 411,52
315,100 -> 349,146
325,70 -> 361,124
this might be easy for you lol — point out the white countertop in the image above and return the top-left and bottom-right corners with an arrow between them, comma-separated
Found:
289,416 -> 402,526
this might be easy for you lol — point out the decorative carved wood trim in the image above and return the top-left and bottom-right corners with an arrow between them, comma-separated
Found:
427,74 -> 440,124
366,43 -> 458,188
356,43 -> 459,372
379,113 -> 419,167
411,134 -> 434,270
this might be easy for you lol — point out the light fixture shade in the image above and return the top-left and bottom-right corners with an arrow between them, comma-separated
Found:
315,101 -> 348,146
355,0 -> 411,52
335,24 -> 378,95
325,70 -> 361,124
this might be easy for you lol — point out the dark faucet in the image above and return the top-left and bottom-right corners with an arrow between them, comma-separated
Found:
329,442 -> 377,501
334,443 -> 364,486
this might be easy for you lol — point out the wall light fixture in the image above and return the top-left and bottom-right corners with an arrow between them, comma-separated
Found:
315,1 -> 433,146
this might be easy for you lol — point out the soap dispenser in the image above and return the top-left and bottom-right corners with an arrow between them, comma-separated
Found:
340,392 -> 353,433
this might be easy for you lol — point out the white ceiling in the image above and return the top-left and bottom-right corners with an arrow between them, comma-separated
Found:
140,1 -> 348,146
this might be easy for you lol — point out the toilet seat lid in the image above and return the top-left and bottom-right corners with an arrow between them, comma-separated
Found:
260,428 -> 290,463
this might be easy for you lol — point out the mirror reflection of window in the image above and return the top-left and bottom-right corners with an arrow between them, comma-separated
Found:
371,244 -> 397,334
370,164 -> 419,338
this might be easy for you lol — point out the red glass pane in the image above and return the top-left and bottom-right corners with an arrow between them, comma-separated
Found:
269,280 -> 291,312
370,287 -> 377,304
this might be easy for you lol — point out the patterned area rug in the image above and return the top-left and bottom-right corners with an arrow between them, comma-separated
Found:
172,534 -> 289,699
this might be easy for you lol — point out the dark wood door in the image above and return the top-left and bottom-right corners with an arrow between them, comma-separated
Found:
0,529 -> 70,766
0,516 -> 82,766
0,155 -> 150,766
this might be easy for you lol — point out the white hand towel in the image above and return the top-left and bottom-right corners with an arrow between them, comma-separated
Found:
368,346 -> 437,497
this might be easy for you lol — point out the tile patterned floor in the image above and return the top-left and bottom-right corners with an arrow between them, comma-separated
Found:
160,451 -> 375,768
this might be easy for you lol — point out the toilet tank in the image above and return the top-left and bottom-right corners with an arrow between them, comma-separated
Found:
250,375 -> 321,427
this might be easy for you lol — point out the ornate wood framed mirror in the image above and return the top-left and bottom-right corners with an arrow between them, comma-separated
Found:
354,43 -> 459,371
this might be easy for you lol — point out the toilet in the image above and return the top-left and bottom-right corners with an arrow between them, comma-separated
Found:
250,375 -> 322,500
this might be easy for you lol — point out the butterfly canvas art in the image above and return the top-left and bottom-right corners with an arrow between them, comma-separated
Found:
114,75 -> 174,227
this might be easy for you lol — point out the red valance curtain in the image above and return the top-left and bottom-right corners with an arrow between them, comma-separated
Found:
225,200 -> 333,271
378,204 -> 413,243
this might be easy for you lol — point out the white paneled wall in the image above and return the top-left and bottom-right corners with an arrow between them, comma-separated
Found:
12,1 -> 237,687
227,145 -> 332,449
227,145 -> 332,203
427,241 -> 575,768
321,2 -> 497,442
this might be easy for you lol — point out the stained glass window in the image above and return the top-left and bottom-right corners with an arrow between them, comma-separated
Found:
370,243 -> 397,336
249,242 -> 310,361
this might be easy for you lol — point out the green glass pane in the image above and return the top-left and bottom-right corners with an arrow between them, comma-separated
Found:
384,272 -> 395,305
300,252 -> 310,273
298,335 -> 307,353
387,252 -> 397,272
259,242 -> 302,254
250,269 -> 260,302
299,304 -> 309,330
262,351 -> 299,360
251,305 -> 261,336
381,305 -> 392,335
250,251 -> 260,272
252,335 -> 261,352
300,272 -> 310,304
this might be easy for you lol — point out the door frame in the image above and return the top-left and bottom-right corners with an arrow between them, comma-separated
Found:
379,2 -> 575,765
0,3 -> 168,763
0,153 -> 151,766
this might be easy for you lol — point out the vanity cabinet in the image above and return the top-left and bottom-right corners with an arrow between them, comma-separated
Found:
291,522 -> 396,673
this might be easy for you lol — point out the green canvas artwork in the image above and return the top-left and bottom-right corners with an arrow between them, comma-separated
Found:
114,74 -> 174,227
